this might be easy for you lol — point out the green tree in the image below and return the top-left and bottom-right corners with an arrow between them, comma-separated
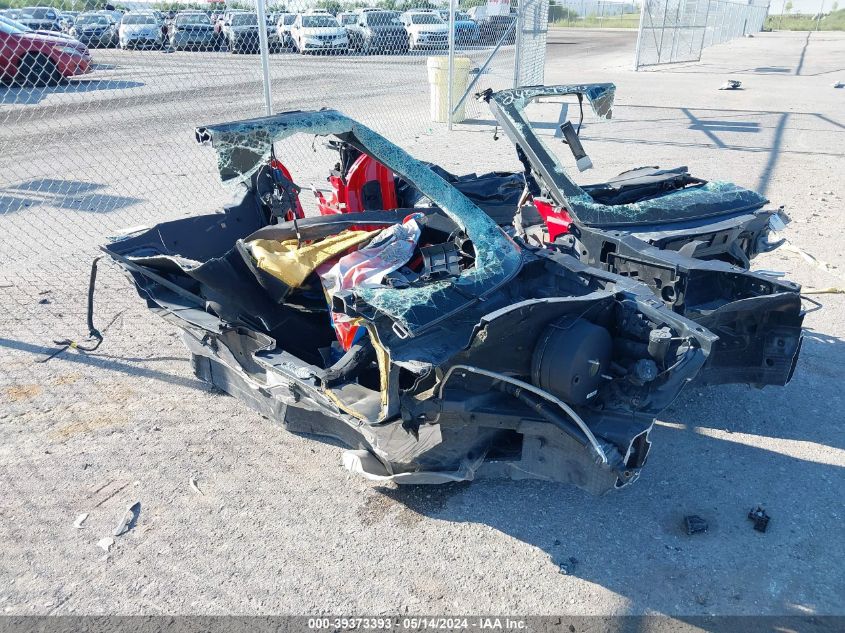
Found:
784,0 -> 793,13
315,0 -> 342,14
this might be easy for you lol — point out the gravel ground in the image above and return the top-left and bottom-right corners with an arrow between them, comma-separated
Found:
0,30 -> 843,617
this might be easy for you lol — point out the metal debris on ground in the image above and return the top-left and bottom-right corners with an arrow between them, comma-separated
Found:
684,515 -> 709,535
112,502 -> 141,537
719,79 -> 742,90
73,513 -> 88,529
189,477 -> 204,496
96,537 -> 114,553
748,506 -> 770,532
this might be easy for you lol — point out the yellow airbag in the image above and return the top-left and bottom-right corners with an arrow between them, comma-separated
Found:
248,229 -> 379,288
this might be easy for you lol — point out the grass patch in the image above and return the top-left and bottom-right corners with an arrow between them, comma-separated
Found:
551,12 -> 641,28
766,8 -> 845,31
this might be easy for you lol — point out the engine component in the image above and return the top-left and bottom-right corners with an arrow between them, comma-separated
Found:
531,317 -> 612,406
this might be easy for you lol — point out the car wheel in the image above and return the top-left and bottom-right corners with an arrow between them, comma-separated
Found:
19,54 -> 63,88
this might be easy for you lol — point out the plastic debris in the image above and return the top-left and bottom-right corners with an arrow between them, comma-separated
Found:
113,501 -> 141,537
551,553 -> 579,575
684,515 -> 709,535
73,513 -> 89,529
189,477 -> 204,496
803,287 -> 844,295
748,506 -> 770,532
97,537 -> 114,552
833,81 -> 843,89
719,80 -> 742,90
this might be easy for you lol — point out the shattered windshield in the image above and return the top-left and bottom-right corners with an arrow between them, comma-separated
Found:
488,85 -> 768,226
195,110 -> 523,335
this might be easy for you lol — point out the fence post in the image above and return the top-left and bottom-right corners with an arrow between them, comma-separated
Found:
513,0 -> 525,88
254,0 -> 273,116
447,0 -> 456,130
633,0 -> 647,69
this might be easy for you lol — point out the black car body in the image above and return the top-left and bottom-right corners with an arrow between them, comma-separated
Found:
347,10 -> 408,54
99,108 -> 804,494
16,6 -> 60,31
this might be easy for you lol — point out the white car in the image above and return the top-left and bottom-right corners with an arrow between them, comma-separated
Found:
290,13 -> 347,55
400,11 -> 448,50
275,12 -> 296,49
118,12 -> 162,49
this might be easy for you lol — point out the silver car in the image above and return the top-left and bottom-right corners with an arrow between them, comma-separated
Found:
119,12 -> 162,49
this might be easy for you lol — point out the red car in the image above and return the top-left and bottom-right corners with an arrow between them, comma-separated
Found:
1,17 -> 91,86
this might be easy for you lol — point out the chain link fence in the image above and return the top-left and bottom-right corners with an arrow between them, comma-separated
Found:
0,0 -> 549,398
634,0 -> 769,68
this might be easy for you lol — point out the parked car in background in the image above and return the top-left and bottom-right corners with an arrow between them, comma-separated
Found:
0,17 -> 91,86
290,12 -> 348,55
58,12 -> 75,32
0,14 -> 79,42
170,11 -> 218,51
274,13 -> 296,49
337,11 -> 357,28
347,10 -> 407,54
223,12 -> 272,54
70,12 -> 118,48
400,11 -> 447,50
119,12 -> 162,49
16,6 -> 61,31
438,9 -> 481,44
477,12 -> 516,44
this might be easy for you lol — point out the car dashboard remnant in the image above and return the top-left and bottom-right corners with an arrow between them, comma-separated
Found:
102,104 -> 804,494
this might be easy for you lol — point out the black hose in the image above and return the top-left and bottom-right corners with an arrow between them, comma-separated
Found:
45,256 -> 104,361
497,382 -> 589,448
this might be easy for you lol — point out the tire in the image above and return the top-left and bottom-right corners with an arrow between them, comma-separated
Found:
16,54 -> 63,88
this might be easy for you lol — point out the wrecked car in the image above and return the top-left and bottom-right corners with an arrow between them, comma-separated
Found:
99,109 -> 735,494
309,85 -> 805,388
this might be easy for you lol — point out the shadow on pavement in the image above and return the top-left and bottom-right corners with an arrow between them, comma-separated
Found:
371,329 -> 845,616
0,179 -> 142,214
0,78 -> 144,105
